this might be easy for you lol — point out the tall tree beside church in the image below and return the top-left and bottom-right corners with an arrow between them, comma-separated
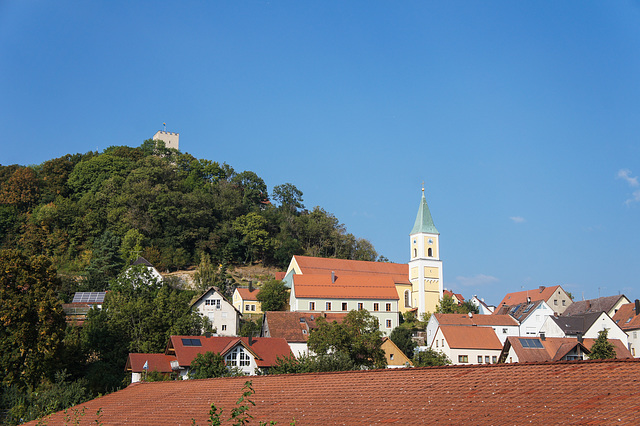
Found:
0,250 -> 66,389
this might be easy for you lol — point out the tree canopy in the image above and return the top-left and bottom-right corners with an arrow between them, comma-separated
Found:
256,279 -> 289,312
587,329 -> 616,360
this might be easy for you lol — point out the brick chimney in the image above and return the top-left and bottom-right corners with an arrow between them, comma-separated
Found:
635,299 -> 640,315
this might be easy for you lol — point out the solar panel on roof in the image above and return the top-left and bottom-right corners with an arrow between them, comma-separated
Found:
519,338 -> 544,349
72,292 -> 106,304
181,338 -> 202,347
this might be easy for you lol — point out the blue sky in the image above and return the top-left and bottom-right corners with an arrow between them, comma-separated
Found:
2,1 -> 639,305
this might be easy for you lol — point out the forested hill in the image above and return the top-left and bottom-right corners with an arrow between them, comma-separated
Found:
0,140 -> 382,289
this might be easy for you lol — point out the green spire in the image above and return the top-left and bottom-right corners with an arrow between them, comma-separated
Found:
410,188 -> 439,235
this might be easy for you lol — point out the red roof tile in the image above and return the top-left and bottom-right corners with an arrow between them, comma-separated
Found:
435,313 -> 519,327
503,336 -> 632,363
31,359 -> 640,425
497,285 -> 562,307
263,311 -> 348,343
167,336 -> 291,368
612,302 -> 640,330
438,325 -> 503,350
126,353 -> 176,373
293,274 -> 399,300
293,255 -> 410,284
235,287 -> 260,301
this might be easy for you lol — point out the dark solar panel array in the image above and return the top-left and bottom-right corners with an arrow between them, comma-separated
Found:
519,338 -> 544,349
72,292 -> 106,304
182,338 -> 202,347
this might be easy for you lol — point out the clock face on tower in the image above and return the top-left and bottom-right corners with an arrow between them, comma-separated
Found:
428,239 -> 433,244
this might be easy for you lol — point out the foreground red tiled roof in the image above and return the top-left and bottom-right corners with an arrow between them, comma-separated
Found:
235,287 -> 260,301
167,336 -> 291,368
434,313 -> 518,327
263,311 -> 348,343
612,302 -> 640,330
497,285 -> 562,308
293,274 -> 399,300
126,353 -> 176,373
293,255 -> 409,283
31,359 -> 640,425
438,325 -> 502,350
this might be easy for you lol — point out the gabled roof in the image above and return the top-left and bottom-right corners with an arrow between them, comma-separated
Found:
502,336 -> 633,363
167,335 -> 291,368
293,274 -> 399,300
235,287 -> 260,301
262,311 -> 348,343
548,312 -> 603,335
292,255 -> 409,283
131,256 -> 154,267
612,302 -> 640,330
434,313 -> 519,327
35,360 -> 640,425
410,190 -> 439,235
498,285 -> 563,308
562,295 -> 629,316
126,353 -> 176,373
493,299 -> 546,323
437,326 -> 502,350
190,287 -> 240,314
582,337 -> 633,358
443,290 -> 465,303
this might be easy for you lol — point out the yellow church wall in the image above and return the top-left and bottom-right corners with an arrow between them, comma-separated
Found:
395,283 -> 413,313
423,236 -> 438,258
410,267 -> 418,280
424,267 -> 439,279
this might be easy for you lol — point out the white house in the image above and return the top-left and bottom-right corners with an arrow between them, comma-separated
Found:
191,287 -> 241,336
425,313 -> 519,347
540,311 -> 628,346
470,296 -> 495,315
430,325 -> 503,365
612,300 -> 640,357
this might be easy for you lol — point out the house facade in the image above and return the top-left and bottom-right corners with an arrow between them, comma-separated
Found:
430,325 -> 503,365
233,287 -> 262,316
191,287 -> 241,336
498,285 -> 573,316
426,313 -> 519,346
541,312 -> 629,346
612,300 -> 640,357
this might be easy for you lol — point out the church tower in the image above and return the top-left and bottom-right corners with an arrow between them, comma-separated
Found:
408,187 -> 443,316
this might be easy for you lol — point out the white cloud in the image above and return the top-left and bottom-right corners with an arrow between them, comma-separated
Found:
510,216 -> 525,223
626,189 -> 640,206
617,169 -> 639,187
455,274 -> 499,287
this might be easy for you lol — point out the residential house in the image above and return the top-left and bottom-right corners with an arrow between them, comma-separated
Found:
191,287 -> 241,336
381,337 -> 412,368
562,295 -> 630,317
430,325 -> 503,365
612,300 -> 640,357
497,285 -> 572,315
33,359 -> 640,425
261,311 -> 348,357
125,353 -> 176,383
499,335 -> 632,363
130,256 -> 163,282
233,286 -> 262,317
289,273 -> 400,335
493,299 -> 555,337
470,295 -> 495,315
540,311 -> 628,346
425,312 -> 519,347
443,289 -> 465,305
62,291 -> 106,325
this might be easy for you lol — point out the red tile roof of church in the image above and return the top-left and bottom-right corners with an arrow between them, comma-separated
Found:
31,359 -> 640,425
293,274 -> 399,300
434,313 -> 519,327
293,255 -> 409,283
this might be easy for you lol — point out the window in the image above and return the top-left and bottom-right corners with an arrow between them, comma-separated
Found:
225,347 -> 250,367
245,304 -> 250,311
478,356 -> 483,363
436,340 -> 439,348
562,300 -> 566,306
386,319 -> 392,328
326,302 -> 332,311
309,302 -> 315,311
492,356 -> 497,363
634,331 -> 638,339
502,328 -> 508,334
342,302 -> 348,311
404,290 -> 411,308
554,299 -> 558,306
485,356 -> 490,364
442,339 -> 444,347
251,305 -> 255,311
386,303 -> 392,312
373,303 -> 379,311
390,353 -> 394,360
458,355 -> 469,363
358,303 -> 363,310
428,248 -> 433,257
222,325 -> 227,331
413,248 -> 417,257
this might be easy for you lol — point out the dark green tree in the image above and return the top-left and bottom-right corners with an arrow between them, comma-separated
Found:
0,250 -> 66,389
412,348 -> 451,367
256,279 -> 289,312
307,310 -> 387,369
389,327 -> 417,358
588,329 -> 617,360
272,183 -> 304,213
188,351 -> 237,379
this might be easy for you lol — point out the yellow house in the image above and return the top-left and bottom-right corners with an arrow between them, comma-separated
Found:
233,287 -> 262,316
381,337 -> 412,368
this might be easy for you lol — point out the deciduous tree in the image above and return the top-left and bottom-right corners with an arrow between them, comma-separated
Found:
256,279 -> 289,312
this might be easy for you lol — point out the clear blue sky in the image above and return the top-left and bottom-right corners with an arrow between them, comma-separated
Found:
2,1 -> 639,306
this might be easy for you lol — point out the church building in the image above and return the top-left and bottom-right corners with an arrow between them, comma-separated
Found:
284,188 -> 443,329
